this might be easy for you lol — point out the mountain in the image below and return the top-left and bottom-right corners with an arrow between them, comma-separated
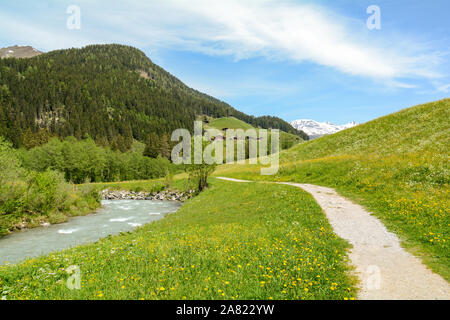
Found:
0,44 -> 307,149
0,45 -> 42,59
290,119 -> 358,139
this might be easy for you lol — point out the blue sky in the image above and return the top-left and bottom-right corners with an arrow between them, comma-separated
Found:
1,0 -> 449,124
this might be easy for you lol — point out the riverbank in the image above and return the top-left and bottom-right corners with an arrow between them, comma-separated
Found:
1,178 -> 195,237
101,189 -> 195,201
0,185 -> 100,237
0,199 -> 181,265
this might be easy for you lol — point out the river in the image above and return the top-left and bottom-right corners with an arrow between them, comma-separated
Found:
0,200 -> 181,265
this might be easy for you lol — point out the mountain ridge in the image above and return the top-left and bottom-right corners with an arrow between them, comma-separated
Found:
0,45 -> 42,59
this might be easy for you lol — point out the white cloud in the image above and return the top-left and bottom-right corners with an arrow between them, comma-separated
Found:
0,0 -> 444,86
437,83 -> 450,93
103,0 -> 442,82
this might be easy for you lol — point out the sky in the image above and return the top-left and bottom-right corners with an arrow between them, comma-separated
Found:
0,0 -> 449,124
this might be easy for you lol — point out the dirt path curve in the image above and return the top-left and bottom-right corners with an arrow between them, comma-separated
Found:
216,177 -> 450,300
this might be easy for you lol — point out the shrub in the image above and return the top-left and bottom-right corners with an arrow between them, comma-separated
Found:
25,170 -> 69,214
0,136 -> 101,234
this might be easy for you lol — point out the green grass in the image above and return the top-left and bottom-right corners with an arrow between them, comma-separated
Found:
216,99 -> 450,280
0,179 -> 357,300
207,117 -> 255,131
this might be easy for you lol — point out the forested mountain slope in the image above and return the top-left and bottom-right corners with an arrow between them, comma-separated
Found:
0,44 -> 306,149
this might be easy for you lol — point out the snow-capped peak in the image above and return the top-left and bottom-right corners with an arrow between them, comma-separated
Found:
291,119 -> 358,139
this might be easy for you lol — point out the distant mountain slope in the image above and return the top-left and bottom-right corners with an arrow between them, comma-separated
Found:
0,45 -> 42,58
0,44 -> 306,149
204,116 -> 304,149
207,116 -> 255,130
290,119 -> 358,139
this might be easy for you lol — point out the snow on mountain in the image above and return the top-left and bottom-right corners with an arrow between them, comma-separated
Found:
290,119 -> 358,139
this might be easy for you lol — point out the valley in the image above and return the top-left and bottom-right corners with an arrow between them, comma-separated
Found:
0,43 -> 448,301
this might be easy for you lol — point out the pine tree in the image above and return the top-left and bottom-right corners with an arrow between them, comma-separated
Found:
144,132 -> 160,158
160,134 -> 171,160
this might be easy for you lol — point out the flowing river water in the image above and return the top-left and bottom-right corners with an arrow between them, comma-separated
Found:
0,200 -> 181,265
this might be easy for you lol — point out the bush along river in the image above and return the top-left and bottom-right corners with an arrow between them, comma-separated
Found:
0,193 -> 184,265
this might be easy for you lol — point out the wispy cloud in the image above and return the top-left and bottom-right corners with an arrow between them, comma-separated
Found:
437,83 -> 450,93
0,0 -> 445,87
97,0 -> 443,83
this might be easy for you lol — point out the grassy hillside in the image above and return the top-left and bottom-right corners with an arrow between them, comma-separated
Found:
0,179 -> 357,300
217,99 -> 450,279
203,116 -> 304,150
207,117 -> 255,130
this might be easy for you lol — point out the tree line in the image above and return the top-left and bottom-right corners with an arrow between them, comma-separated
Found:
21,136 -> 174,184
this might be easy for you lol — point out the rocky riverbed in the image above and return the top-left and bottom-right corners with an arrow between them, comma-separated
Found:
101,189 -> 195,202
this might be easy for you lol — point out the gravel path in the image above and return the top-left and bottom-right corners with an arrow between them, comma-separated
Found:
216,177 -> 450,300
